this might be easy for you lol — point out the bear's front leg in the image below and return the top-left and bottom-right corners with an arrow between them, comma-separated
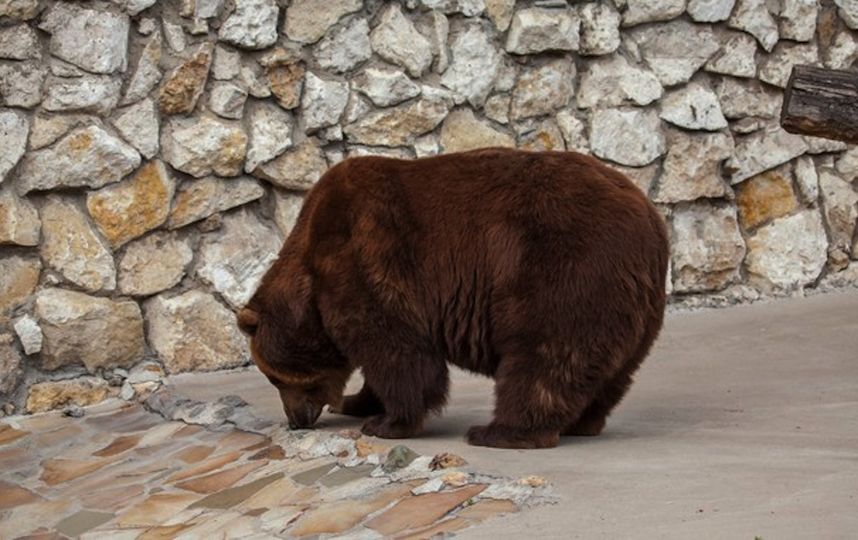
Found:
329,380 -> 384,418
357,355 -> 449,440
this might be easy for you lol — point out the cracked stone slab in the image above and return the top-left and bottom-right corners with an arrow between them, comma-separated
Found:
39,3 -> 130,74
370,3 -> 433,78
0,110 -> 27,183
161,115 -> 247,178
670,203 -> 746,293
725,125 -> 809,184
16,125 -> 140,195
195,209 -> 282,309
145,290 -> 250,374
505,7 -> 580,54
440,23 -> 500,106
218,0 -> 279,50
39,197 -> 117,292
283,0 -> 362,44
35,288 -> 145,372
628,20 -> 720,86
0,254 -> 40,314
589,108 -> 666,167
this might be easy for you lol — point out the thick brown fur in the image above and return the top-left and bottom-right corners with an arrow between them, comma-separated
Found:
238,148 -> 669,448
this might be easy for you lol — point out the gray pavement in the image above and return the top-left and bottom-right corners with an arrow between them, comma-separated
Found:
171,290 -> 858,539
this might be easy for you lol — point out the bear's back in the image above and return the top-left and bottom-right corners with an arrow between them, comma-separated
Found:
321,148 -> 663,261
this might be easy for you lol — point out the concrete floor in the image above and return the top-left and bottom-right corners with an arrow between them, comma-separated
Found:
171,290 -> 858,539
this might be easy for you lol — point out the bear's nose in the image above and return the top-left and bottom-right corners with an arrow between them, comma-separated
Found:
288,402 -> 322,429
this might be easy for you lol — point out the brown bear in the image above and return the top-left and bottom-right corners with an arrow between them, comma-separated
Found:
237,148 -> 669,449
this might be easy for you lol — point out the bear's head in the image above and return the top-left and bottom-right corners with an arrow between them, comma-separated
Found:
237,286 -> 350,430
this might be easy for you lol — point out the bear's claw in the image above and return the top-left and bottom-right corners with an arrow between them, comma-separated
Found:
466,424 -> 559,449
361,415 -> 419,439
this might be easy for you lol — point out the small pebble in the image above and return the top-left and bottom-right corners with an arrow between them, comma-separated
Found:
120,381 -> 136,401
517,475 -> 548,488
63,405 -> 85,418
127,363 -> 164,384
412,477 -> 445,495
105,373 -> 125,387
2,403 -> 14,415
355,438 -> 388,458
382,445 -> 419,472
441,471 -> 469,487
138,18 -> 156,35
430,452 -> 467,470
217,395 -> 249,408
190,18 -> 209,35
132,381 -> 160,400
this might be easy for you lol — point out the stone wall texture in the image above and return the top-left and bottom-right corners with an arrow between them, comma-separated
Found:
1,0 -> 857,414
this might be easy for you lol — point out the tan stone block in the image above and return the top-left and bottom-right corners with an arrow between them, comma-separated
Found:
343,98 -> 449,147
0,187 -> 40,246
289,483 -> 413,536
35,288 -> 145,371
0,498 -> 72,538
440,109 -> 514,153
267,59 -> 304,110
172,445 -> 215,464
145,290 -> 249,373
736,166 -> 799,230
40,197 -> 115,292
114,492 -> 201,528
80,483 -> 145,513
0,479 -> 42,510
0,333 -> 24,395
167,450 -> 242,483
159,44 -> 213,115
253,139 -> 327,191
174,461 -> 265,494
167,176 -> 264,229
92,434 -> 142,457
366,484 -> 486,535
0,424 -> 28,445
87,160 -> 175,248
26,377 -> 110,413
237,476 -> 305,510
40,456 -> 113,486
117,231 -> 192,296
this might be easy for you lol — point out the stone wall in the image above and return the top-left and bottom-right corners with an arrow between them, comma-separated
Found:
1,0 -> 857,415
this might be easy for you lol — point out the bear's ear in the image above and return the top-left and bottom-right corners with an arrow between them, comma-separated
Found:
237,308 -> 260,336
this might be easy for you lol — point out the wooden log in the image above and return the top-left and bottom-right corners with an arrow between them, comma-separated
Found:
780,65 -> 858,144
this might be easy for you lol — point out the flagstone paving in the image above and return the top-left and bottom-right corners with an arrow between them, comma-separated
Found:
0,398 -> 547,539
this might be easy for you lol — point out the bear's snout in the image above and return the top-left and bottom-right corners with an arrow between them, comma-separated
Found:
286,400 -> 323,430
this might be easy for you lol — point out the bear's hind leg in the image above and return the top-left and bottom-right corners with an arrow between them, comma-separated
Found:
564,325 -> 660,436
563,369 -> 634,437
562,398 -> 610,437
467,356 -> 591,449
